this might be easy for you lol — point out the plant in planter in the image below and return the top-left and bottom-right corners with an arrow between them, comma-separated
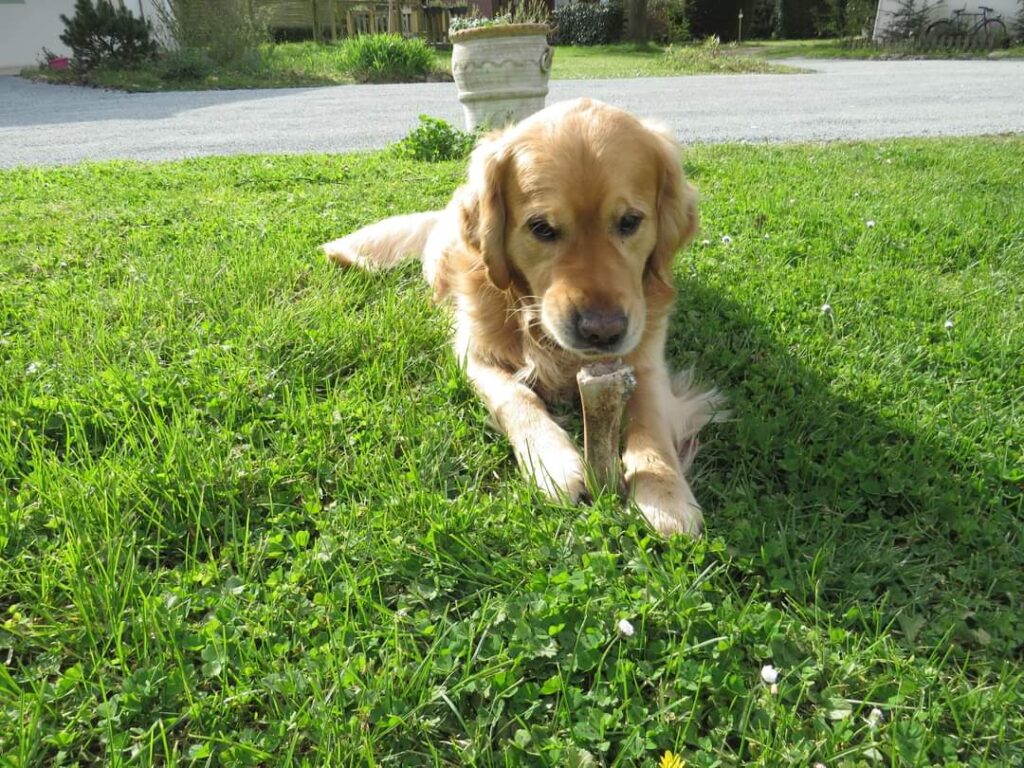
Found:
449,0 -> 554,130
37,48 -> 71,72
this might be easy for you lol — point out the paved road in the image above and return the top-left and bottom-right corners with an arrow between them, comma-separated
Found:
2,58 -> 1023,168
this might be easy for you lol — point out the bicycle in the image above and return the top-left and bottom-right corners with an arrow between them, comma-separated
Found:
925,5 -> 1008,40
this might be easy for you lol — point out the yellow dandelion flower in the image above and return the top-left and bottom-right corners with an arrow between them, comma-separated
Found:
659,751 -> 684,768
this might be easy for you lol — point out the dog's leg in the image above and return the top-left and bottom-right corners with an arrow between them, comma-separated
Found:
622,364 -> 704,537
464,356 -> 588,503
322,211 -> 442,271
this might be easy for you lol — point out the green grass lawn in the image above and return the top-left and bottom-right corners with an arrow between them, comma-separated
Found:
23,42 -> 416,91
23,40 -> 795,92
2,137 -> 1023,765
748,37 -> 1024,59
549,42 -> 798,77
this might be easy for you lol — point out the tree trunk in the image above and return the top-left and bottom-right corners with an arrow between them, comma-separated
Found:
626,0 -> 649,43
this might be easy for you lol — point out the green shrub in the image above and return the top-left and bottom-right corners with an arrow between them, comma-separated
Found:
648,0 -> 689,43
660,35 -> 782,73
743,0 -> 778,38
685,0 -> 872,40
339,35 -> 435,83
59,0 -> 156,72
883,0 -> 936,40
392,116 -> 477,162
551,1 -> 625,45
155,46 -> 214,80
154,0 -> 269,65
699,33 -> 721,56
843,0 -> 878,36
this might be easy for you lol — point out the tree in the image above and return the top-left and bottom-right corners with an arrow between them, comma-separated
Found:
883,0 -> 935,40
626,0 -> 650,42
59,0 -> 156,71
154,0 -> 268,65
686,0 -> 873,40
843,0 -> 877,35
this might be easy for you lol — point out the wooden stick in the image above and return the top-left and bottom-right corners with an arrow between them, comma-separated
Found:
576,362 -> 636,494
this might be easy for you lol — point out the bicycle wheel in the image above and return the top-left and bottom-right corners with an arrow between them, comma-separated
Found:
925,20 -> 956,42
979,18 -> 1007,43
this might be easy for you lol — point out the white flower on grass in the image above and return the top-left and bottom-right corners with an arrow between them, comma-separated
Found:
701,239 -> 711,246
866,220 -> 876,228
616,618 -> 635,638
944,319 -> 954,330
867,707 -> 884,728
763,234 -> 770,240
721,235 -> 732,245
760,664 -> 779,684
821,303 -> 832,315
26,362 -> 41,375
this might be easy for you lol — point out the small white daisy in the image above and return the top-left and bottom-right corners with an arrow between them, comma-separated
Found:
866,220 -> 876,228
617,618 -> 635,638
26,362 -> 41,375
821,303 -> 832,315
763,234 -> 770,240
867,707 -> 884,727
701,239 -> 711,246
721,235 -> 732,245
760,664 -> 779,684
944,319 -> 954,330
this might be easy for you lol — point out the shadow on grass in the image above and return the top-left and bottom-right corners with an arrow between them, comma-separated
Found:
671,279 -> 1023,662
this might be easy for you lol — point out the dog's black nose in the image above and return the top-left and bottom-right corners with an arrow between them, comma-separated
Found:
575,308 -> 627,349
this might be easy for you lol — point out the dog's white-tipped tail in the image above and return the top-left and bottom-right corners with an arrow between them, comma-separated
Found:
322,211 -> 442,271
668,368 -> 729,470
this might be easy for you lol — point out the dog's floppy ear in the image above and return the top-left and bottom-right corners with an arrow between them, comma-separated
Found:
459,135 -> 511,290
645,122 -> 699,291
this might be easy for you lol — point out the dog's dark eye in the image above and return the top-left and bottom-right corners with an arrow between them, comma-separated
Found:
617,213 -> 644,237
527,217 -> 559,243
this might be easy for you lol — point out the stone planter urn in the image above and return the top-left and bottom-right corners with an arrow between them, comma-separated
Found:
450,23 -> 554,131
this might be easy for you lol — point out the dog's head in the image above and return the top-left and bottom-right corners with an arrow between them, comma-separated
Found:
458,98 -> 699,359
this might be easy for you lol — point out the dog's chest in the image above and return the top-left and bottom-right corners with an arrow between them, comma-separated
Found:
520,332 -> 585,403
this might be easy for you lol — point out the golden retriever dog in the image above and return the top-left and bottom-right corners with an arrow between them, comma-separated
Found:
323,98 -> 723,536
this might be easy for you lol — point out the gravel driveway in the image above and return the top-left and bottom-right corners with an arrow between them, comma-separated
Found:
2,58 -> 1023,168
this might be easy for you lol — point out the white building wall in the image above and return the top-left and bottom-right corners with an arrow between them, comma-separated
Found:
0,0 -> 77,72
873,0 -> 1019,40
0,0 -> 167,72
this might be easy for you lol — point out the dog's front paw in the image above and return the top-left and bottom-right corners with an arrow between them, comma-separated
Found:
631,472 -> 703,537
525,444 -> 588,504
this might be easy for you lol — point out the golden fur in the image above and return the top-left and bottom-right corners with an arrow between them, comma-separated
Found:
323,99 -> 724,536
